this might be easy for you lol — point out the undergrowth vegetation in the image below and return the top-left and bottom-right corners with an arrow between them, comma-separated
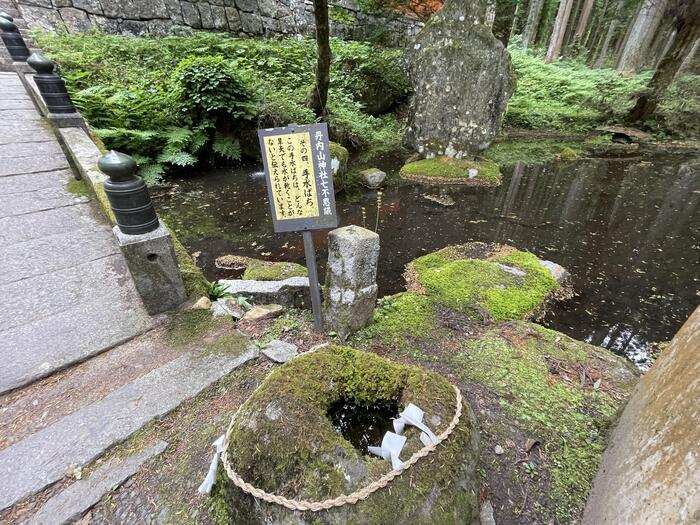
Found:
34,31 -> 697,185
35,30 -> 409,184
506,47 -> 698,138
506,47 -> 649,131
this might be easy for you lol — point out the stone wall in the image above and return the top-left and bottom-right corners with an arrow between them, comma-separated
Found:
15,0 -> 422,44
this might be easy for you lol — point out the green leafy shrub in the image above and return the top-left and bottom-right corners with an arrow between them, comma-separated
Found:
172,55 -> 255,124
657,75 -> 700,138
34,30 -> 409,183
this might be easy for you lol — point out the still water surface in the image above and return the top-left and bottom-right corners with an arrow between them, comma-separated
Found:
160,150 -> 700,368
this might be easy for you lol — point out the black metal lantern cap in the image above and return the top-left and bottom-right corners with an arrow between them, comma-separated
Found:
0,18 -> 30,62
27,52 -> 77,114
99,151 -> 160,235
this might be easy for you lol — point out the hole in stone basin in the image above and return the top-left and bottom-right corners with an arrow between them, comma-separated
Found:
147,253 -> 159,262
328,399 -> 399,455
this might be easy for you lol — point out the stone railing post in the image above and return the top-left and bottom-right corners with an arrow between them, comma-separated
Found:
98,151 -> 187,314
26,52 -> 77,114
0,17 -> 30,62
324,225 -> 380,340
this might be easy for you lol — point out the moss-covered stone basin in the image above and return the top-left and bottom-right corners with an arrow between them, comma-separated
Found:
210,346 -> 480,525
400,156 -> 502,186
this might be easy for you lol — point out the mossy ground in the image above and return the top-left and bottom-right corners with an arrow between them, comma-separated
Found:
164,309 -> 233,347
400,156 -> 502,186
65,178 -> 91,197
483,135 -> 609,166
349,242 -> 637,523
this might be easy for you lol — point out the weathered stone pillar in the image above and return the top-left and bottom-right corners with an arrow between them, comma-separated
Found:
582,305 -> 700,524
98,151 -> 187,314
324,225 -> 379,340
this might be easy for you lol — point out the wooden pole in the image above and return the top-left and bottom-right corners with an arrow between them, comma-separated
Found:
302,230 -> 323,331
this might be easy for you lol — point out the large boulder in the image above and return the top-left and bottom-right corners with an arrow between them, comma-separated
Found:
210,346 -> 480,525
406,0 -> 515,158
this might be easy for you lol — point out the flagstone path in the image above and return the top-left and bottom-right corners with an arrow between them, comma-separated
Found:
0,70 -> 155,394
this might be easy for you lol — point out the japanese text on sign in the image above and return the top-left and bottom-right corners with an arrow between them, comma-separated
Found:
258,123 -> 338,233
262,132 -> 319,220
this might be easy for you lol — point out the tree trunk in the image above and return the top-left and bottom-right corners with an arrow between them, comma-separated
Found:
574,0 -> 595,40
545,0 -> 575,62
593,19 -> 617,67
493,0 -> 520,45
563,0 -> 584,50
307,0 -> 331,117
678,35 -> 700,75
522,0 -> 545,48
616,0 -> 668,73
628,8 -> 700,121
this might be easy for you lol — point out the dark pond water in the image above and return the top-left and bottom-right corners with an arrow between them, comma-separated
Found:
328,400 -> 398,455
159,149 -> 700,368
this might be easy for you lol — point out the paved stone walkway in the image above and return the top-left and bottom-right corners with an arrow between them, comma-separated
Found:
0,71 -> 154,394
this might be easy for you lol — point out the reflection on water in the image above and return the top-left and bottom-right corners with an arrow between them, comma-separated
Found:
160,153 -> 700,368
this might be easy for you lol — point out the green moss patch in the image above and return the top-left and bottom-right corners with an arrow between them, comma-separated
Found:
364,293 -> 438,345
242,259 -> 307,281
164,309 -> 231,348
212,345 -> 479,524
66,178 -> 91,197
409,244 -> 560,321
452,322 -> 637,520
400,156 -> 502,186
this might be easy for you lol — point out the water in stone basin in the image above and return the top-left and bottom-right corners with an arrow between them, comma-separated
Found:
328,400 -> 399,455
159,150 -> 700,369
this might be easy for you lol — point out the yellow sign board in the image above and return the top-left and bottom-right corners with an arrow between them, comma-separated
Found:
262,131 -> 319,220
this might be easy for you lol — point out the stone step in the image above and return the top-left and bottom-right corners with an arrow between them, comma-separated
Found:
0,343 -> 258,511
27,441 -> 169,525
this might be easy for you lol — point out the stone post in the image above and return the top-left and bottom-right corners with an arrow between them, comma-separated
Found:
324,225 -> 380,340
98,151 -> 187,314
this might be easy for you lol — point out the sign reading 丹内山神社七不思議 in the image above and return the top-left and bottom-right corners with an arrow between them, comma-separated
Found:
258,123 -> 338,233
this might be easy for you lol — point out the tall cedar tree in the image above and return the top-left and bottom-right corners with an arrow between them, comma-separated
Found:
308,0 -> 331,117
628,0 -> 700,121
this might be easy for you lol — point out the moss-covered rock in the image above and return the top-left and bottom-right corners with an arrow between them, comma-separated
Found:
399,156 -> 502,186
405,242 -> 564,321
243,259 -> 307,281
329,142 -> 349,191
215,255 -> 308,281
210,346 -> 479,525
558,146 -> 578,159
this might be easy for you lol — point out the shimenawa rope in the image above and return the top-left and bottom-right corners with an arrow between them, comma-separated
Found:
219,385 -> 463,512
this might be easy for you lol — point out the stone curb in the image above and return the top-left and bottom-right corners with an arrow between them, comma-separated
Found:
27,441 -> 169,525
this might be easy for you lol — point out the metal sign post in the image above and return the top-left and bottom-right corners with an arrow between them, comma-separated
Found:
258,123 -> 338,331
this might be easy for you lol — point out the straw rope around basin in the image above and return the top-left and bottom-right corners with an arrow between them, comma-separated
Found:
220,385 -> 463,512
